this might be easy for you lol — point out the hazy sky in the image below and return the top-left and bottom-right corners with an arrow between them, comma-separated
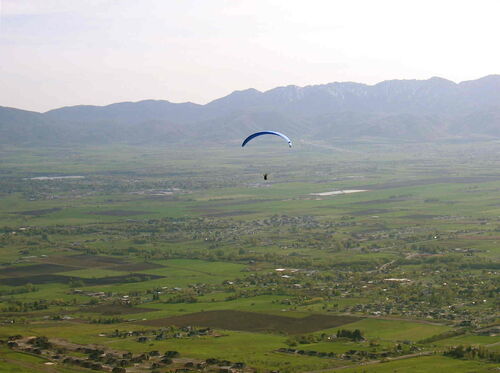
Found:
1,0 -> 499,112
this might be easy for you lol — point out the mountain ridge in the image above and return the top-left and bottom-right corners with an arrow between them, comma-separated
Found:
2,75 -> 500,145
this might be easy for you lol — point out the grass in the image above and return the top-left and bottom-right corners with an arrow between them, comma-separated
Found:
140,310 -> 360,334
434,334 -> 500,347
321,319 -> 452,342
1,142 -> 500,372
56,268 -> 129,278
0,348 -> 89,373
335,355 -> 499,373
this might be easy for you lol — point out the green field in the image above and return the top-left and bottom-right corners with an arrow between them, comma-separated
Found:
0,142 -> 499,372
337,355 -> 499,373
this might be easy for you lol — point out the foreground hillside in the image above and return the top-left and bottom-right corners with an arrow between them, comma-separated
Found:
1,75 -> 500,145
0,142 -> 499,372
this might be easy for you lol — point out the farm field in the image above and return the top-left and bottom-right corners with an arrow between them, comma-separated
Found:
0,142 -> 499,372
140,310 -> 360,334
336,355 -> 499,373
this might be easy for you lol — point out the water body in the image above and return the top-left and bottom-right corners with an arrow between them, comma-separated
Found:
310,189 -> 368,196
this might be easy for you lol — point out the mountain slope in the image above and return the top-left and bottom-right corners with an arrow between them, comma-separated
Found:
0,107 -> 64,145
1,75 -> 500,145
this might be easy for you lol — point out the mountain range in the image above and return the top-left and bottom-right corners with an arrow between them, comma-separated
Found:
2,75 -> 500,145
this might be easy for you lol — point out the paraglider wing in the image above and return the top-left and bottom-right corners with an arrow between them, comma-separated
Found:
241,131 -> 292,148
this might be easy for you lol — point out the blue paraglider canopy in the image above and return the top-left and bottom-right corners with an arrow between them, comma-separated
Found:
241,131 -> 292,148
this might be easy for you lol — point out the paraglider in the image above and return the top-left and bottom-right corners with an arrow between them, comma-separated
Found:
241,131 -> 292,180
241,131 -> 292,148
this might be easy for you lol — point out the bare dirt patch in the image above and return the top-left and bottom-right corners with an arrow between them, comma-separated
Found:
13,207 -> 62,216
106,262 -> 165,272
0,273 -> 164,286
43,256 -> 164,272
139,310 -> 360,334
81,273 -> 165,286
43,255 -> 128,268
0,274 -> 77,286
0,264 -> 77,278
202,210 -> 254,217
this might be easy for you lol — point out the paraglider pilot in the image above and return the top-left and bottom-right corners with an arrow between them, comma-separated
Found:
241,131 -> 292,182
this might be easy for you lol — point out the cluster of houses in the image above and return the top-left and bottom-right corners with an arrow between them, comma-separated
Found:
276,344 -> 421,361
108,326 -> 218,343
3,334 -> 251,373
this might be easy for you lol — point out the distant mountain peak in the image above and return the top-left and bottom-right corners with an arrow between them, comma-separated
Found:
2,74 -> 500,145
206,87 -> 263,111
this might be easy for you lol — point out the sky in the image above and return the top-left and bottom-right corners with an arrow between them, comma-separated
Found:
1,0 -> 499,112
